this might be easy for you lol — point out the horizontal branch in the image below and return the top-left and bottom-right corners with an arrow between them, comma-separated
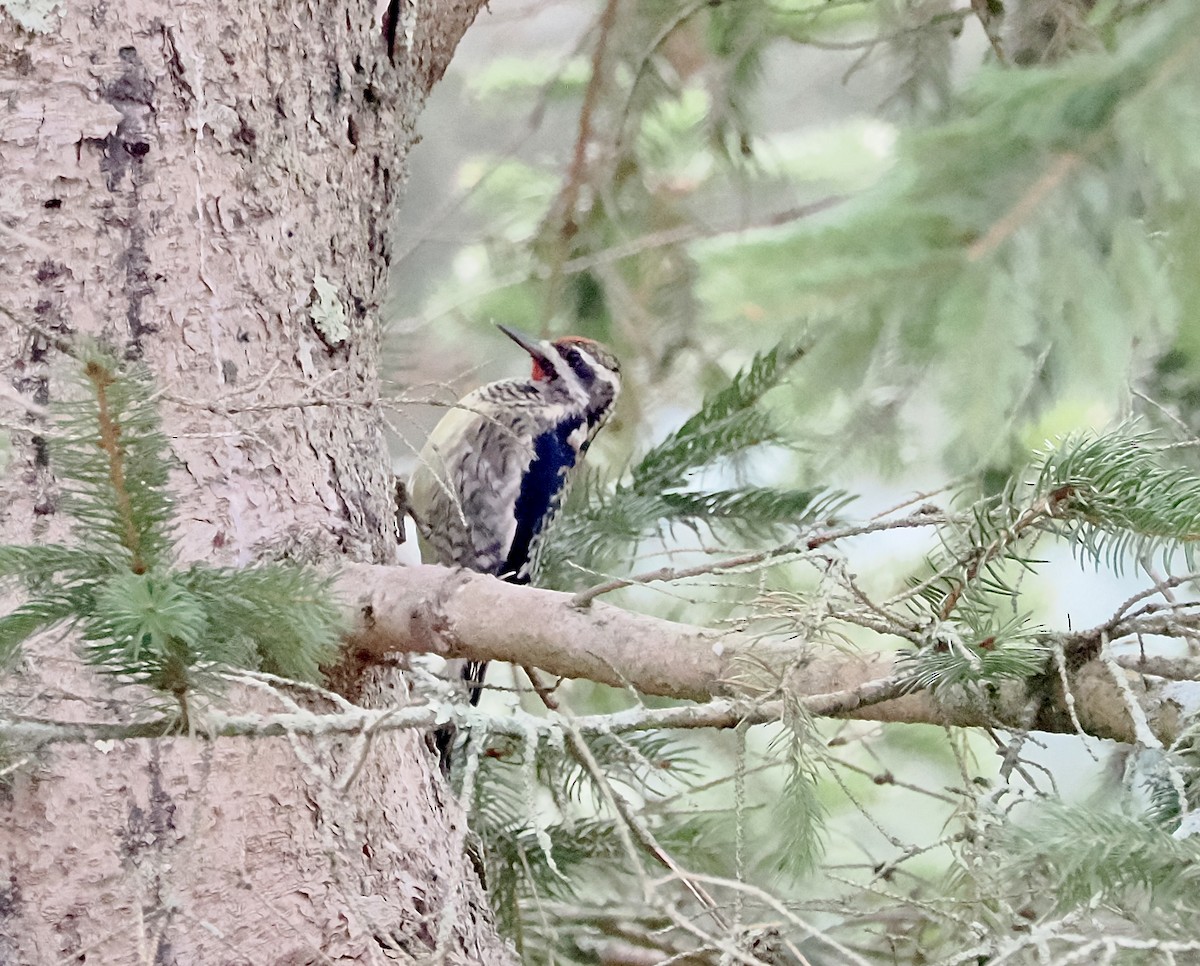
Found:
338,563 -> 1199,746
7,564 -> 1191,749
0,683 -> 899,747
342,563 -> 899,703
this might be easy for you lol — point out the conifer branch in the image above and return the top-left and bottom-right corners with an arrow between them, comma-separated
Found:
967,151 -> 1083,262
934,488 -> 1072,621
0,354 -> 341,696
84,358 -> 147,574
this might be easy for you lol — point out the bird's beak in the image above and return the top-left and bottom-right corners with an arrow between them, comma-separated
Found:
497,324 -> 554,369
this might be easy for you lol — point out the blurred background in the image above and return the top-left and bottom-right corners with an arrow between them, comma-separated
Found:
380,2 -> 1200,962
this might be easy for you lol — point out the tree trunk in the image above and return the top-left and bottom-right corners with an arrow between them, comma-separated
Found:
0,0 -> 513,961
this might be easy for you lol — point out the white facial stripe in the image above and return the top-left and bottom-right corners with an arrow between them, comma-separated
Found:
546,343 -> 587,397
579,347 -> 621,399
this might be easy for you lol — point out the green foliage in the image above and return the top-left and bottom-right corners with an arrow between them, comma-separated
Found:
467,56 -> 592,102
696,3 -> 1200,470
1034,428 -> 1200,572
0,351 -> 342,712
771,708 -> 827,876
460,725 -> 725,956
993,802 -> 1200,917
898,622 -> 1050,695
0,594 -> 82,666
926,426 -> 1200,614
55,353 -> 175,573
635,343 -> 806,488
178,564 -> 343,683
408,0 -> 1200,476
395,0 -> 1200,959
461,159 -> 562,241
898,426 -> 1200,693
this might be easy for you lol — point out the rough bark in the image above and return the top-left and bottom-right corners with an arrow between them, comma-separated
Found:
0,0 -> 514,962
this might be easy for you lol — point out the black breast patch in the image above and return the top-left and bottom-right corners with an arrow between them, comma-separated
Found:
502,416 -> 583,582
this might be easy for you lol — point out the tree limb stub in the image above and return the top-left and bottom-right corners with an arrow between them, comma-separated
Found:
339,563 -> 1200,747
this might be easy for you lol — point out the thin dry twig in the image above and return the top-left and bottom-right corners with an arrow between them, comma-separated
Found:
1099,631 -> 1162,749
572,510 -> 950,608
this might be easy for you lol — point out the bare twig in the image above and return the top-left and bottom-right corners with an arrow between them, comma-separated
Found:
1099,632 -> 1161,749
572,510 -> 950,608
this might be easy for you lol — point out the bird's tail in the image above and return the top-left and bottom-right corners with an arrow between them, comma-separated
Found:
433,722 -> 457,774
433,660 -> 490,774
462,659 -> 488,707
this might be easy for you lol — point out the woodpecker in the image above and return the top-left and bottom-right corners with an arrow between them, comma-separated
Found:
408,325 -> 621,755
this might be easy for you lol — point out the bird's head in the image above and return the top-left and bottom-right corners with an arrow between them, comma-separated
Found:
498,324 -> 621,426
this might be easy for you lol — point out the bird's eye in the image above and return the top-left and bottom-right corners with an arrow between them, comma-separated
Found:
562,346 -> 593,380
